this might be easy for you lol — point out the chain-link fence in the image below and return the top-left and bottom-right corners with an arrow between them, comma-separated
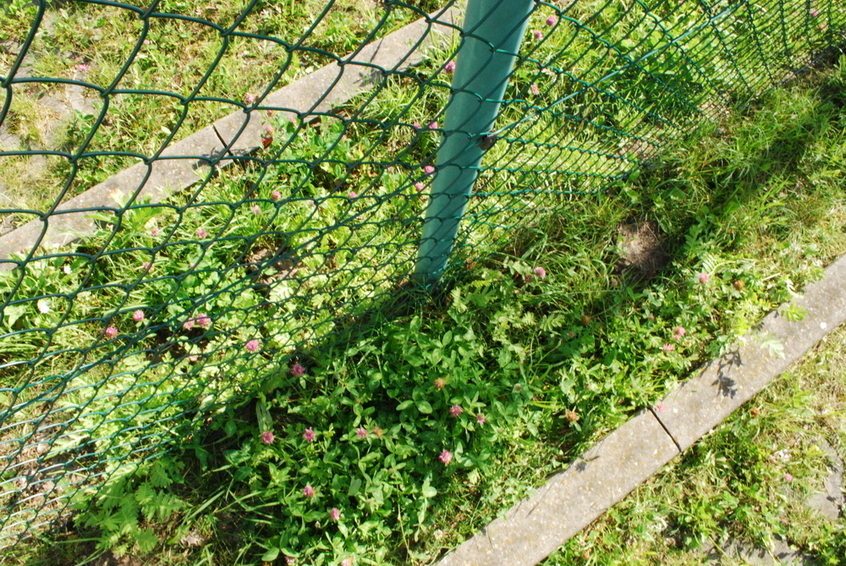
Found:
0,0 -> 842,548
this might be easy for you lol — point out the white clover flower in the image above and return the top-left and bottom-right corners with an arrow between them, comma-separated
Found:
37,299 -> 51,314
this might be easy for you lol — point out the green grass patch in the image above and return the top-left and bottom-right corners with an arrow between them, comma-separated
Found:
1,0 -> 845,563
548,297 -> 846,566
5,53 -> 845,565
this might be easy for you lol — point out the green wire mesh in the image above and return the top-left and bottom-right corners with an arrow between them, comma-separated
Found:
0,0 -> 842,549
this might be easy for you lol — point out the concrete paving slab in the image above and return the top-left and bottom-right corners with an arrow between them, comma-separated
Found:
805,438 -> 843,520
436,411 -> 679,566
0,128 -> 22,151
703,539 -> 819,565
653,254 -> 846,451
65,83 -> 98,117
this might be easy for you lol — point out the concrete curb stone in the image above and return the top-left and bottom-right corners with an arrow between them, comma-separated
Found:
0,125 -> 225,266
436,411 -> 680,566
0,7 -> 459,267
703,539 -> 818,566
655,253 -> 846,451
805,438 -> 844,520
213,6 -> 460,156
434,254 -> 846,566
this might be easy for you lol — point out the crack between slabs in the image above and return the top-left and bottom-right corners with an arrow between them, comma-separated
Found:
648,407 -> 682,453
211,123 -> 235,158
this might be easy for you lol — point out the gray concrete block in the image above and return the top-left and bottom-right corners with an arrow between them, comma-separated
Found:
654,254 -> 846,451
805,438 -> 843,520
436,411 -> 679,566
65,83 -> 98,117
703,538 -> 818,565
263,8 -> 457,119
213,110 -> 271,158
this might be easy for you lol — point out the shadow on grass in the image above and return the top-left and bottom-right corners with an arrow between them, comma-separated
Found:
9,45 -> 846,566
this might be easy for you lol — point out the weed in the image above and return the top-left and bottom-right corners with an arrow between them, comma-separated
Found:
0,1 -> 844,564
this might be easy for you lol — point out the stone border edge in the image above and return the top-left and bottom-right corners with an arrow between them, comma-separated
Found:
435,252 -> 846,566
0,7 -> 460,270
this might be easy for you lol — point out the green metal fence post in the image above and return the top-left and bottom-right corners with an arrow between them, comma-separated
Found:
414,0 -> 534,286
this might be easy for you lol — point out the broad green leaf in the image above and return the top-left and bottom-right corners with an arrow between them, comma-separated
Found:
421,476 -> 437,498
2,304 -> 27,328
256,393 -> 272,432
135,528 -> 158,553
262,548 -> 280,562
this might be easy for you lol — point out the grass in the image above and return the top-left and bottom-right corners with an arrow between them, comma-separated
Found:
3,47 -> 845,565
548,305 -> 846,566
0,0 -> 441,218
0,0 -> 845,564
0,0 -> 838,221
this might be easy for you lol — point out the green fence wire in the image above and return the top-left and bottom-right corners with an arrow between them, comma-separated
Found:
0,0 -> 842,549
